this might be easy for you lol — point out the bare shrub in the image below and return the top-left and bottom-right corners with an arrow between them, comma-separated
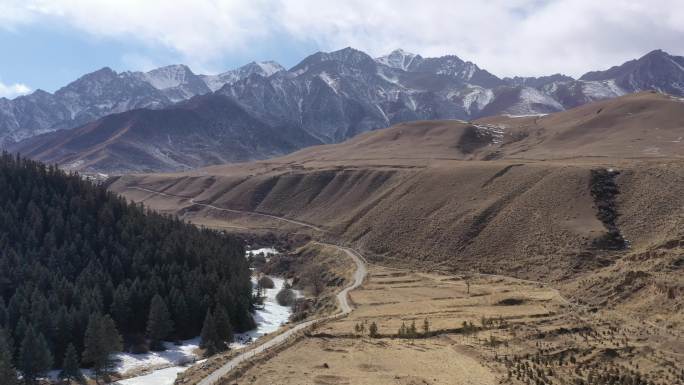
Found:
276,287 -> 296,306
257,276 -> 275,289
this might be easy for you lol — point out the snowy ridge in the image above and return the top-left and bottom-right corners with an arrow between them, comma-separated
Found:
581,79 -> 626,100
460,86 -> 494,114
201,61 -> 286,91
254,61 -> 286,76
6,47 -> 684,167
376,49 -> 421,71
501,87 -> 565,116
141,65 -> 193,90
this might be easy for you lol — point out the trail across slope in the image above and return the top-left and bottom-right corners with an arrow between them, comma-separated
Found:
128,186 -> 325,232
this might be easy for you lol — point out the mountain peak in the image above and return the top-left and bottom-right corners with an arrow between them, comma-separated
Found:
642,49 -> 668,58
390,48 -> 412,55
143,64 -> 198,90
376,49 -> 422,71
56,67 -> 119,94
290,47 -> 376,75
149,64 -> 192,73
328,47 -> 374,63
84,67 -> 118,80
244,61 -> 285,76
200,60 -> 285,91
579,49 -> 684,95
94,66 -> 117,75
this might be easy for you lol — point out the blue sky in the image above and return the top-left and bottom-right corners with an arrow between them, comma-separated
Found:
1,0 -> 683,98
0,20 -> 319,93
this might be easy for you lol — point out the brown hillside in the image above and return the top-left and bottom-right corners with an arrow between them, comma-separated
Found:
110,92 -> 684,324
477,91 -> 684,159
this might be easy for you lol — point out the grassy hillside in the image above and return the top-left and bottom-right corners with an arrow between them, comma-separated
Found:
110,92 -> 684,327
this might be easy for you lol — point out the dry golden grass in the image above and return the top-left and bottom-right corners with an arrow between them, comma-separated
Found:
235,262 -> 683,385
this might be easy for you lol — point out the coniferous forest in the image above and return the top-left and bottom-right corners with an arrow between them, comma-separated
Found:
0,153 -> 254,381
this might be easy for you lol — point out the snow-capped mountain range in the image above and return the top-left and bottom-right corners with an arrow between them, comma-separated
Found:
5,48 -> 684,172
0,61 -> 284,147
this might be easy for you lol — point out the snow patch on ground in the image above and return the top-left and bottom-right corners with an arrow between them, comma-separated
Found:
246,247 -> 279,257
502,113 -> 548,118
459,63 -> 477,81
519,87 -> 564,110
461,87 -> 494,114
581,80 -> 625,99
473,123 -> 506,144
115,338 -> 200,377
376,68 -> 402,86
503,87 -> 563,115
117,366 -> 189,385
318,71 -> 339,93
406,95 -> 417,111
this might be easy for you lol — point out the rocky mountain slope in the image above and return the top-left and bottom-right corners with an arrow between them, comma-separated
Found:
8,49 -> 684,172
0,61 -> 282,147
13,93 -> 320,173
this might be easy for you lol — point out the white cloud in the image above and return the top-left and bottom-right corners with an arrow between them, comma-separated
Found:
6,0 -> 274,70
276,0 -> 684,77
2,0 -> 684,77
0,81 -> 32,98
0,0 -> 36,28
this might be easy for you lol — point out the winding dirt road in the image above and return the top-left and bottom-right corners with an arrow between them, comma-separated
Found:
197,244 -> 366,385
129,186 -> 325,232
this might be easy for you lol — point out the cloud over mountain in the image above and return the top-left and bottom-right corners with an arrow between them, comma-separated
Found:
2,0 -> 683,78
0,80 -> 31,98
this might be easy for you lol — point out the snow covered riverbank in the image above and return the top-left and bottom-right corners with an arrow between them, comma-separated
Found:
117,248 -> 294,385
232,276 -> 299,349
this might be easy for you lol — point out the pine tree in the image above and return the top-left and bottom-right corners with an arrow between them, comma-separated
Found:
53,306 -> 72,369
110,286 -> 130,332
82,315 -> 122,379
82,315 -> 103,372
214,307 -> 234,345
398,322 -> 407,337
409,320 -> 417,337
171,292 -> 190,339
59,344 -> 83,383
146,295 -> 173,351
18,326 -> 53,384
423,318 -> 430,335
0,299 -> 7,327
200,310 -> 225,356
100,315 -> 123,374
0,329 -> 18,385
369,322 -> 379,338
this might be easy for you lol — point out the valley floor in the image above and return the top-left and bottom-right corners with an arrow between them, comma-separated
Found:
236,262 -> 683,385
114,184 -> 683,385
